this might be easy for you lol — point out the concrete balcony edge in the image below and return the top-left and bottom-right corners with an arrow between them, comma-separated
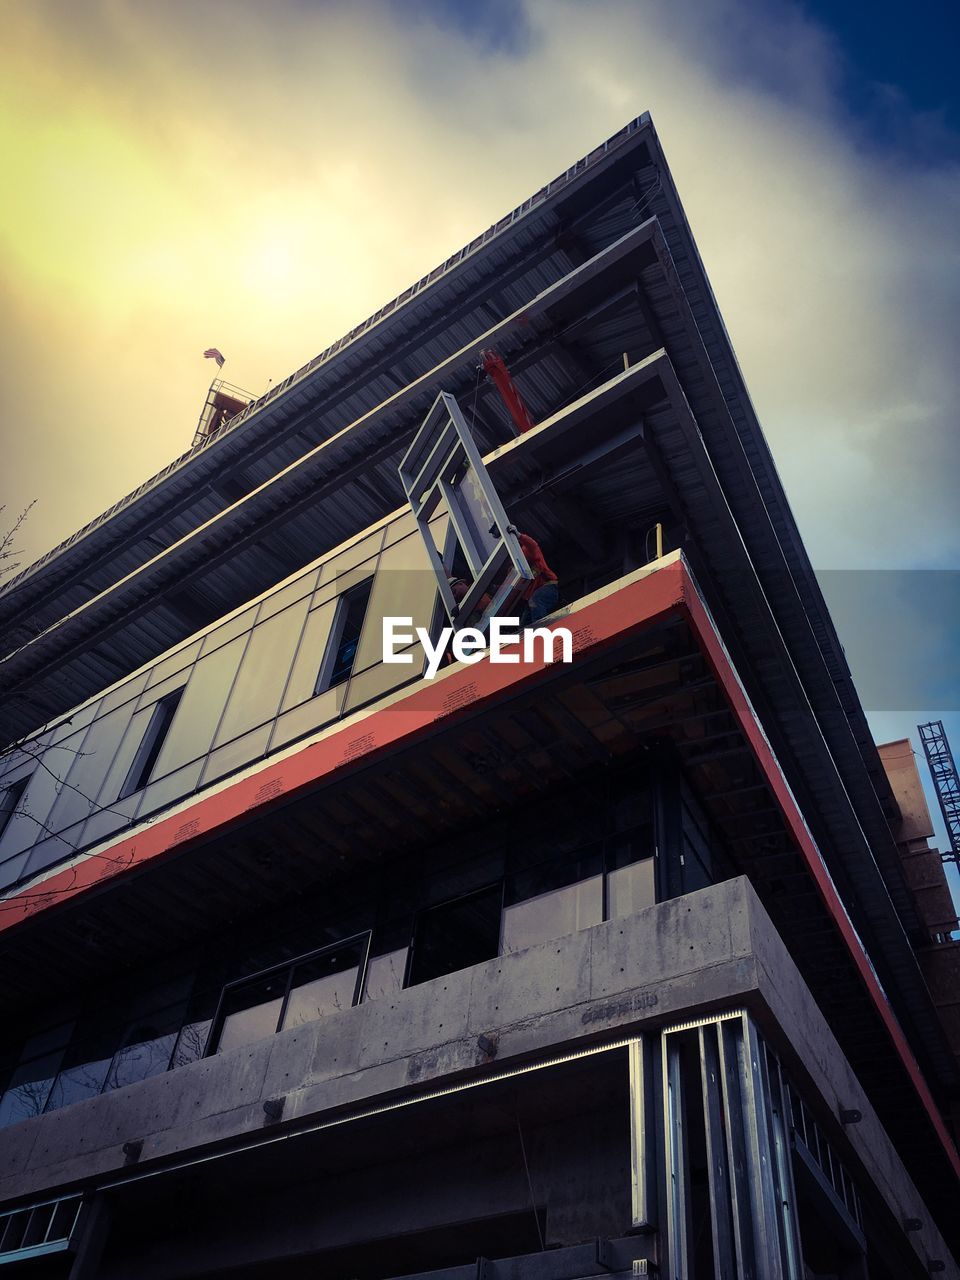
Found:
0,875 -> 954,1275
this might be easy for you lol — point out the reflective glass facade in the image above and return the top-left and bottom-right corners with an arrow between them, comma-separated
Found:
0,511 -> 447,892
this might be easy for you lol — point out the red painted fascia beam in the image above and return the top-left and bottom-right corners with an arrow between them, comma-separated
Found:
3,560 -> 957,1180
0,564 -> 686,932
678,584 -> 960,1180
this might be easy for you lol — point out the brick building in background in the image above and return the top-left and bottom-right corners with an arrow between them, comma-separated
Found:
0,116 -> 957,1278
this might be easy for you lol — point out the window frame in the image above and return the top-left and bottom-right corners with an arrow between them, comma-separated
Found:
203,931 -> 372,1057
314,577 -> 374,695
405,882 -> 505,988
118,686 -> 185,800
0,775 -> 29,843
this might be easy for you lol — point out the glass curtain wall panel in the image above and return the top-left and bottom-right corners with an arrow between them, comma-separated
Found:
43,1012 -> 120,1113
213,598 -> 312,747
349,526 -> 444,675
148,635 -> 250,780
280,598 -> 340,713
102,977 -> 194,1093
45,707 -> 134,829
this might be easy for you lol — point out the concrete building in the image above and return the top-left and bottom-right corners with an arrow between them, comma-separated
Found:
0,115 -> 957,1279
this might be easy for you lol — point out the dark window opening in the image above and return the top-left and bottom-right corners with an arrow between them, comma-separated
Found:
119,687 -> 184,799
207,934 -> 368,1055
407,884 -> 503,986
0,776 -> 28,842
316,579 -> 373,693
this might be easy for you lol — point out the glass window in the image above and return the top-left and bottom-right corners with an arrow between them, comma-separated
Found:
281,939 -> 365,1030
257,567 -> 321,622
0,776 -> 28,843
170,1018 -> 214,1069
501,874 -> 603,954
103,1002 -> 188,1093
280,598 -> 339,712
362,948 -> 408,1002
3,733 -> 89,856
45,707 -> 131,832
170,984 -> 222,1069
316,579 -> 373,693
24,824 -> 84,877
98,669 -> 150,716
198,603 -> 260,657
135,759 -> 205,821
0,1022 -> 73,1128
99,978 -> 192,1093
199,726 -> 271,788
44,1014 -> 118,1113
342,643 -> 425,714
215,971 -> 286,1055
119,687 -> 184,799
210,936 -> 368,1054
270,685 -> 346,752
408,885 -> 503,987
315,528 -> 385,593
144,639 -> 202,691
607,857 -> 656,919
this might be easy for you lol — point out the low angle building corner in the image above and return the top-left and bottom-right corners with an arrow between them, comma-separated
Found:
0,41 -> 958,1280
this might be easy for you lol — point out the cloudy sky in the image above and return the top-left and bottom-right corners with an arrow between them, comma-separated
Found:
1,0 -> 958,866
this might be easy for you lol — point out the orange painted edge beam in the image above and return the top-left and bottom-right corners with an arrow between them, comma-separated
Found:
3,558 -> 956,1178
0,563 -> 688,932
679,582 -> 960,1180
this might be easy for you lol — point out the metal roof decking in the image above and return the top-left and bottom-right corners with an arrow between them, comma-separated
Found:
0,220 -> 664,742
0,119 -> 657,637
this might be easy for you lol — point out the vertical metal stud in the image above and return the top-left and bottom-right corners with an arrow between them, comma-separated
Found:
717,1018 -> 758,1280
662,1032 -> 690,1279
761,1042 -> 803,1280
698,1023 -> 738,1277
629,1037 -> 656,1230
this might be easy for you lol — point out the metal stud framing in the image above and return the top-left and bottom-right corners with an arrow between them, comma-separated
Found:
661,1011 -> 803,1280
398,390 -> 532,627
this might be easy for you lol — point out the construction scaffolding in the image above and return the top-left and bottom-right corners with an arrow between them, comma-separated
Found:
918,720 -> 960,866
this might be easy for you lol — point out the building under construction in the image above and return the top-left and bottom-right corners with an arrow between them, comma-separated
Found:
0,115 -> 958,1279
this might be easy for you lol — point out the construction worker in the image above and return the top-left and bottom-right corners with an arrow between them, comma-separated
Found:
509,528 -> 559,626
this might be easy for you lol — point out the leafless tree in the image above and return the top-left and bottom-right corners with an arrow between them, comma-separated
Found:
0,501 -> 36,586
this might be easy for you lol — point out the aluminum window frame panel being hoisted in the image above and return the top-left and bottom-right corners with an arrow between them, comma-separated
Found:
398,389 -> 533,630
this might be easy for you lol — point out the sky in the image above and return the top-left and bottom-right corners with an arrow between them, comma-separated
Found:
0,0 -> 957,882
